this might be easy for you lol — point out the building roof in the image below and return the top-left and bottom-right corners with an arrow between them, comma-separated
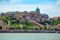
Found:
35,7 -> 40,13
53,16 -> 60,18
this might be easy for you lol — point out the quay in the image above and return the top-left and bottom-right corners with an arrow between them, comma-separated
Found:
0,30 -> 60,33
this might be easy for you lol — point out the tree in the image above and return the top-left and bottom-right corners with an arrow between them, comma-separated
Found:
12,23 -> 21,29
0,26 -> 2,29
22,21 -> 35,30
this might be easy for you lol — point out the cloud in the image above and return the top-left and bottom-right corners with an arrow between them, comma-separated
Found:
44,0 -> 60,17
0,5 -> 35,12
56,0 -> 60,5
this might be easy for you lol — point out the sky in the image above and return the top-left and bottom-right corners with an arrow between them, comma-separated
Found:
0,0 -> 60,18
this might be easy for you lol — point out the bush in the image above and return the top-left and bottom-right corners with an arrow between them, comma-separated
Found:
0,26 -> 2,29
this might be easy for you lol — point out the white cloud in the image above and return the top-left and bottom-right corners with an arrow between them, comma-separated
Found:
0,5 -> 35,12
0,4 -> 53,12
56,0 -> 60,5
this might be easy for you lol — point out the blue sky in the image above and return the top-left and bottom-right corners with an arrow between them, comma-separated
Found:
0,0 -> 56,4
0,0 -> 60,18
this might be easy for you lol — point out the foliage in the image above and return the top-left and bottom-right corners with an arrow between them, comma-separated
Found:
12,23 -> 20,29
22,21 -> 34,30
50,18 -> 60,26
0,26 -> 2,29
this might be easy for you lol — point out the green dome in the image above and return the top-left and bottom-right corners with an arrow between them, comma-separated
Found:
35,7 -> 40,12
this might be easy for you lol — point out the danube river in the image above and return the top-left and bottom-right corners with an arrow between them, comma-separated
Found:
0,33 -> 60,40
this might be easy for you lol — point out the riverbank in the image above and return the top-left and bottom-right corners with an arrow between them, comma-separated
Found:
0,30 -> 60,33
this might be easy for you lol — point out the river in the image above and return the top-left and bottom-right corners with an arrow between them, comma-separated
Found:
0,33 -> 60,40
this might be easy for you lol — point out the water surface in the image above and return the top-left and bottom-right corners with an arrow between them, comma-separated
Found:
0,33 -> 60,40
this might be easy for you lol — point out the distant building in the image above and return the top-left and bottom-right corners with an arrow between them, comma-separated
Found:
0,13 -> 7,19
6,12 -> 15,17
14,7 -> 49,22
56,24 -> 60,30
41,14 -> 49,19
1,12 -> 14,18
35,7 -> 40,13
1,13 -> 4,17
52,16 -> 60,20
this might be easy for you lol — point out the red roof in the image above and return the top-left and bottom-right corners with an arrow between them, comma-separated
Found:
57,24 -> 60,28
53,16 -> 60,18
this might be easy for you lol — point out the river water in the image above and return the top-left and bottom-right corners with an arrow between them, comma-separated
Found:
0,33 -> 60,40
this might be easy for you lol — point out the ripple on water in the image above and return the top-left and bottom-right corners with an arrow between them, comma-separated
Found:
0,33 -> 60,40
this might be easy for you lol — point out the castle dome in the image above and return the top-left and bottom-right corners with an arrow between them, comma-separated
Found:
35,7 -> 40,13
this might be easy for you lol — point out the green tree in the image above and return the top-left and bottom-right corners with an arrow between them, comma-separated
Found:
22,21 -> 35,30
12,23 -> 21,29
0,26 -> 2,29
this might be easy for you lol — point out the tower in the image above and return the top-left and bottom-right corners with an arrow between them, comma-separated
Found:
35,7 -> 40,13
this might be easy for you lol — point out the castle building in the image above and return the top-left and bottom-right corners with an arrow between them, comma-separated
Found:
13,7 -> 49,22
